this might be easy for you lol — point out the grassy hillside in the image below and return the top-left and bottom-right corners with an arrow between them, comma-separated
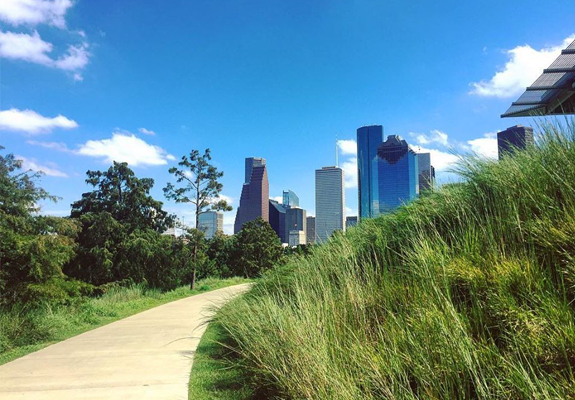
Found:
213,120 -> 575,399
0,277 -> 249,365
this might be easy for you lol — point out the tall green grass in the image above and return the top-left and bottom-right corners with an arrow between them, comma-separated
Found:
0,277 -> 249,365
214,119 -> 575,399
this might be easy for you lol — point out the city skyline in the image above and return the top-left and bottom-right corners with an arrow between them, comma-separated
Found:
1,1 -> 573,234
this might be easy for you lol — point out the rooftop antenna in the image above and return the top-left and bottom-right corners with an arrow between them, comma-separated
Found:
335,133 -> 339,167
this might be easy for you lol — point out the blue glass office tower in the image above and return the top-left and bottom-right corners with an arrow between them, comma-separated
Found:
357,125 -> 384,220
377,135 -> 419,212
282,189 -> 300,208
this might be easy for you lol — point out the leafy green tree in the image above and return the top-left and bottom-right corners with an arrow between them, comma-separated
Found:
231,217 -> 284,277
205,232 -> 235,277
71,162 -> 173,232
164,149 -> 232,289
0,147 -> 84,306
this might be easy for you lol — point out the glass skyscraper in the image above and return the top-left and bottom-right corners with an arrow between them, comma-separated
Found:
198,211 -> 223,239
315,166 -> 345,243
282,189 -> 300,208
377,135 -> 419,212
357,125 -> 384,220
244,157 -> 265,184
416,153 -> 434,192
269,199 -> 287,243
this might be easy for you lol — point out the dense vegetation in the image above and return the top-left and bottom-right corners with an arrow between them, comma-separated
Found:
0,146 -> 282,361
212,120 -> 575,399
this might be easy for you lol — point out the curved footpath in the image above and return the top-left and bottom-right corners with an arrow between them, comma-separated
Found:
0,284 -> 250,400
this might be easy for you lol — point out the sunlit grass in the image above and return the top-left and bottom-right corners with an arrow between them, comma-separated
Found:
211,118 -> 575,399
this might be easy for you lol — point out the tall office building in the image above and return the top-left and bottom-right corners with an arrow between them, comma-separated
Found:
357,125 -> 384,220
346,216 -> 358,229
286,207 -> 306,243
269,199 -> 287,243
244,157 -> 265,184
306,216 -> 316,244
282,189 -> 300,208
315,166 -> 345,243
234,158 -> 269,234
416,153 -> 435,192
497,125 -> 534,160
377,135 -> 419,212
198,211 -> 223,239
289,230 -> 306,247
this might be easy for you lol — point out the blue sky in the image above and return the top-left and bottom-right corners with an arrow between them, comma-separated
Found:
1,0 -> 574,233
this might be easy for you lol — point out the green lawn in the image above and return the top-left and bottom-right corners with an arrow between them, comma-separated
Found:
0,277 -> 250,365
188,321 -> 255,400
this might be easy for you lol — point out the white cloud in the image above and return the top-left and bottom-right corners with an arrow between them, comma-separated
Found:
465,132 -> 498,159
77,133 -> 175,167
138,127 -> 156,136
0,0 -> 73,28
54,43 -> 89,71
0,30 -> 90,75
212,194 -> 233,206
411,129 -> 449,147
414,146 -> 460,171
0,108 -> 78,134
471,35 -> 575,98
337,139 -> 357,156
18,155 -> 68,177
345,207 -> 357,217
271,195 -> 283,203
0,30 -> 52,64
341,157 -> 357,189
26,139 -> 71,152
223,212 -> 235,235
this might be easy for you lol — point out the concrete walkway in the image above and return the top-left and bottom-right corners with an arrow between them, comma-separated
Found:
0,284 -> 250,400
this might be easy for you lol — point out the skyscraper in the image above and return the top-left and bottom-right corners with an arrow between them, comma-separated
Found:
315,166 -> 345,243
416,153 -> 435,192
306,216 -> 316,244
357,125 -> 384,220
346,216 -> 358,229
286,207 -> 306,244
234,158 -> 269,234
497,125 -> 534,159
377,135 -> 419,212
198,211 -> 223,239
269,199 -> 287,243
282,189 -> 300,208
244,157 -> 265,184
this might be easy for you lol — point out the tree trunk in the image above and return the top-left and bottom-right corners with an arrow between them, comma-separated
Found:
190,243 -> 197,290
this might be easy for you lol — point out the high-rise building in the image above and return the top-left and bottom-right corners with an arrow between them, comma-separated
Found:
315,166 -> 345,243
377,135 -> 419,212
346,216 -> 358,229
282,189 -> 300,208
416,153 -> 435,192
198,211 -> 223,239
288,230 -> 306,247
269,199 -> 287,243
306,216 -> 316,244
244,157 -> 265,184
234,158 -> 269,234
497,125 -> 534,159
357,125 -> 384,220
286,207 -> 306,244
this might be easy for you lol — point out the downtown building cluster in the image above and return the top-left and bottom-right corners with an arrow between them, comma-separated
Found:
232,123 -> 534,245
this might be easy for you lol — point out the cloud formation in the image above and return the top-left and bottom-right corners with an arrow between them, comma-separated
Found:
138,127 -> 156,136
465,132 -> 498,159
26,139 -> 72,152
77,133 -> 176,167
0,0 -> 73,28
337,139 -> 357,155
411,129 -> 449,147
470,35 -> 575,98
341,157 -> 358,189
0,30 -> 89,74
0,108 -> 78,134
18,155 -> 68,177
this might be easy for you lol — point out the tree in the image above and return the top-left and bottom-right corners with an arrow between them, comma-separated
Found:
71,162 -> 173,232
231,217 -> 284,277
164,149 -> 232,289
0,147 -> 83,306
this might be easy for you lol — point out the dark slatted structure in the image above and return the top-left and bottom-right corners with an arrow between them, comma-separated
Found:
502,39 -> 575,118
